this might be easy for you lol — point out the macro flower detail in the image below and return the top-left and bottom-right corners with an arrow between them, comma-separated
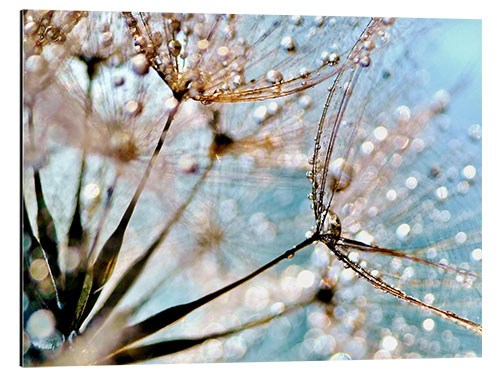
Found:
22,10 -> 481,366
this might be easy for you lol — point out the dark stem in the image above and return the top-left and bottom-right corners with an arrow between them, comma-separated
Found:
92,101 -> 181,289
98,296 -> 315,365
107,234 -> 319,354
88,160 -> 215,333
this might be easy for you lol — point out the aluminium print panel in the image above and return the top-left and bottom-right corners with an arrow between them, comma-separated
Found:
21,10 -> 481,366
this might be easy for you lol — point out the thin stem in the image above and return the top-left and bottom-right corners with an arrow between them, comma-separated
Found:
107,234 -> 319,353
92,101 -> 181,288
324,239 -> 482,335
98,296 -> 315,365
86,174 -> 119,263
88,160 -> 215,334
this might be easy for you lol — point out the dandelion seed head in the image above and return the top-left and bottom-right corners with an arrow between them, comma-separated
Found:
22,11 -> 482,364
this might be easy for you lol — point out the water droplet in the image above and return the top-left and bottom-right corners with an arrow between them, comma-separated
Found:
359,55 -> 371,68
463,165 -> 476,180
299,95 -> 312,109
381,335 -> 398,351
324,212 -> 342,238
424,293 -> 435,305
131,54 -> 149,75
433,89 -> 450,111
435,186 -> 448,201
382,17 -> 396,26
471,248 -> 482,261
328,53 -> 340,65
373,126 -> 388,141
197,39 -> 209,50
468,124 -> 481,140
165,96 -> 179,111
290,15 -> 302,26
84,183 -> 101,200
297,270 -> 315,288
405,176 -> 418,190
386,189 -> 397,201
299,67 -> 310,77
330,352 -> 351,360
411,138 -> 425,152
168,39 -> 182,57
396,223 -> 411,240
354,230 -> 375,246
314,16 -> 325,27
457,180 -> 470,194
266,69 -> 283,84
253,105 -> 268,123
422,318 -> 435,331
267,102 -> 279,115
178,154 -> 199,174
232,74 -> 244,88
360,141 -> 374,155
455,232 -> 467,244
395,105 -> 411,121
328,158 -> 353,192
26,309 -> 61,350
217,46 -> 229,56
362,40 -> 375,51
125,100 -> 142,116
280,36 -> 296,52
113,76 -> 125,87
29,259 -> 49,281
25,55 -> 48,74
